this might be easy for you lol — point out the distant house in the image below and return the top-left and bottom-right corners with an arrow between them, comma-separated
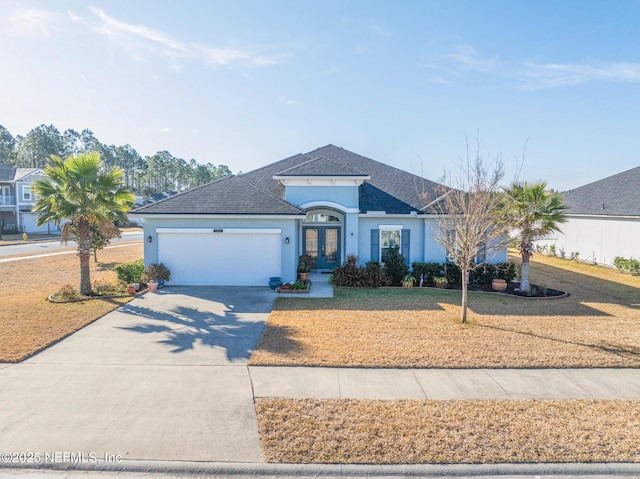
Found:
0,163 -> 58,234
131,145 -> 507,286
538,166 -> 640,265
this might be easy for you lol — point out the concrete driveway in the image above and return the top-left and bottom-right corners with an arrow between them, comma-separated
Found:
0,287 -> 274,464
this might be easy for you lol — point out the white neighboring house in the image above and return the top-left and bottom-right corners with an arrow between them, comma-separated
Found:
0,163 -> 60,234
537,166 -> 640,266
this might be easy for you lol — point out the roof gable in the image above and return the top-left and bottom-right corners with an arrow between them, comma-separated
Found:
0,163 -> 42,182
564,166 -> 640,216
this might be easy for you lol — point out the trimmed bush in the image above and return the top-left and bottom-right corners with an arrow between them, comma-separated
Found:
383,246 -> 409,286
330,258 -> 389,287
365,261 -> 390,287
114,258 -> 144,284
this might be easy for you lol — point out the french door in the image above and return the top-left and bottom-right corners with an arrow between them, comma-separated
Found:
303,226 -> 340,270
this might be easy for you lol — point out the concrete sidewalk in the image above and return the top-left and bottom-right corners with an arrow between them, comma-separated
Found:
250,366 -> 640,400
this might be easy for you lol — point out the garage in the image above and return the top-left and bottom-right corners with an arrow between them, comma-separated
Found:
157,228 -> 282,286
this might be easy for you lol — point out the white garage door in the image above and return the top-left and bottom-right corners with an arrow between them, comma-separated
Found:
157,228 -> 281,286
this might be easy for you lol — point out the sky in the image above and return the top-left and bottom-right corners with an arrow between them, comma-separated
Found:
1,0 -> 639,191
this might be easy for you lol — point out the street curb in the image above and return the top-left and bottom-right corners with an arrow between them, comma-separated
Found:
2,460 -> 640,477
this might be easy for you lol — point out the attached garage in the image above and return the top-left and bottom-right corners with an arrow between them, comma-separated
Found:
157,228 -> 281,286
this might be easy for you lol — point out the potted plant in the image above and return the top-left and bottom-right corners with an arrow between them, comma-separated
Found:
297,260 -> 310,281
141,263 -> 171,292
433,276 -> 448,289
401,274 -> 416,288
126,283 -> 136,294
491,278 -> 507,292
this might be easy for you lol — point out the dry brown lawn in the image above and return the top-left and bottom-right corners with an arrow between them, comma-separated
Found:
250,253 -> 640,368
0,243 -> 143,362
256,398 -> 640,464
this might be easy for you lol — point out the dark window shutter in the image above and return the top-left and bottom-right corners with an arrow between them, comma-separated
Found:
401,229 -> 410,263
370,229 -> 380,261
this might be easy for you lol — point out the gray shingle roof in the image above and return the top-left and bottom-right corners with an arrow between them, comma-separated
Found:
243,144 -> 444,214
133,145 -> 446,215
0,164 -> 40,182
0,163 -> 16,182
563,166 -> 640,216
133,175 -> 305,215
276,156 -> 368,177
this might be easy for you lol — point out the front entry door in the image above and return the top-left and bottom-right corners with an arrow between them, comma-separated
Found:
303,226 -> 340,270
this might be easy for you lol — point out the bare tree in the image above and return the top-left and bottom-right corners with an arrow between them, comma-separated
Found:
425,137 -> 508,323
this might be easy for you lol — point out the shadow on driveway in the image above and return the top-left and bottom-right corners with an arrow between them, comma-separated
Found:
117,286 -> 276,362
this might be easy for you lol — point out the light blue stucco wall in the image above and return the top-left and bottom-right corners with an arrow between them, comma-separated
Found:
285,185 -> 359,210
140,216 -> 300,281
423,218 -> 449,262
424,219 -> 508,264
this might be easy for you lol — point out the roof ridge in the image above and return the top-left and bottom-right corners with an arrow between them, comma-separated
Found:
242,152 -> 310,176
276,154 -> 368,176
275,154 -> 320,175
565,165 -> 640,193
132,174 -> 233,212
234,175 -> 305,213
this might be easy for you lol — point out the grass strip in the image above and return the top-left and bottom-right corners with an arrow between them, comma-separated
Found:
256,398 -> 640,464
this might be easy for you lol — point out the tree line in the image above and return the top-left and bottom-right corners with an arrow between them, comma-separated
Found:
0,124 -> 232,196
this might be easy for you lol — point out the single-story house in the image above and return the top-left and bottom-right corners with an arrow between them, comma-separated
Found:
131,145 -> 507,286
0,162 -> 60,234
537,165 -> 640,266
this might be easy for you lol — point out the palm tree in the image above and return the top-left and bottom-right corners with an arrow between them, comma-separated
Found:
502,181 -> 567,293
32,152 -> 134,295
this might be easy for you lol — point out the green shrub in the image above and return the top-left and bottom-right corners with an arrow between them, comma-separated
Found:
411,262 -> 442,286
469,264 -> 493,285
492,262 -> 519,282
329,258 -> 389,287
365,261 -> 390,287
443,262 -> 462,286
382,246 -> 409,286
330,259 -> 368,287
614,256 -> 640,275
291,280 -> 308,290
114,258 -> 144,284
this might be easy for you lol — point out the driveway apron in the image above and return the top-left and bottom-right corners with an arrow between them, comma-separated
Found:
0,287 -> 274,463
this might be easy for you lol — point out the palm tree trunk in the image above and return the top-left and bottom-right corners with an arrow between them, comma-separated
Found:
76,217 -> 93,295
520,252 -> 531,293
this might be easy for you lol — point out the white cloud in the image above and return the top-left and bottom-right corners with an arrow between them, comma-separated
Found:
370,22 -> 392,38
278,96 -> 296,105
67,10 -> 82,24
518,61 -> 640,90
432,44 -> 640,89
6,6 -> 59,38
446,44 -> 501,72
90,7 -> 277,68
